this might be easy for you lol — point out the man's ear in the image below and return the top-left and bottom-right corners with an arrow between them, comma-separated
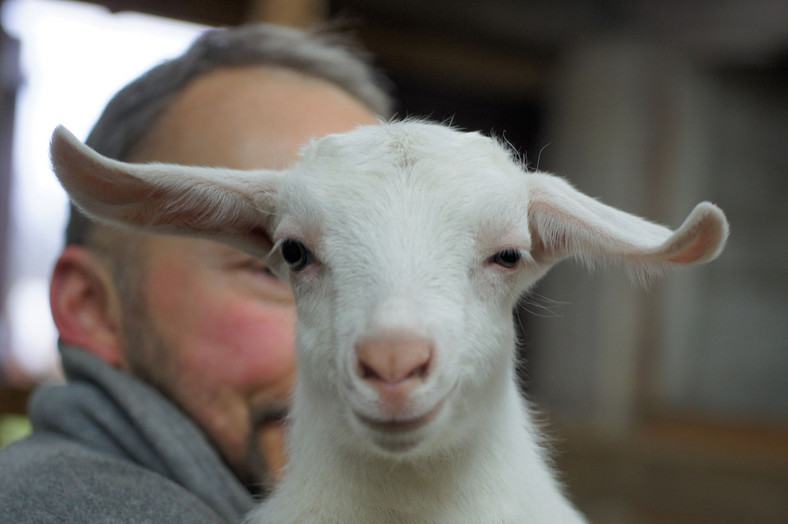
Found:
50,245 -> 125,366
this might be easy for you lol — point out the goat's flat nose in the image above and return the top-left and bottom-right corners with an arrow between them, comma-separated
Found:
355,334 -> 433,386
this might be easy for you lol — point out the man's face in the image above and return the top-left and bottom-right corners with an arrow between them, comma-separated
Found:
120,66 -> 378,486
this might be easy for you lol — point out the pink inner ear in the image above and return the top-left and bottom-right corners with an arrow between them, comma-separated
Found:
668,237 -> 713,264
53,126 -> 154,206
667,210 -> 726,264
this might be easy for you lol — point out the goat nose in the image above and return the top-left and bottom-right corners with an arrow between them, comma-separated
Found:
355,335 -> 433,385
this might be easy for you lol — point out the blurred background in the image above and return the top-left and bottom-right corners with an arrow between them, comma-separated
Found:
0,1 -> 786,522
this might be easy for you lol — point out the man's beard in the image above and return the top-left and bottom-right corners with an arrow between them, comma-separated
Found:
246,401 -> 289,495
118,290 -> 280,490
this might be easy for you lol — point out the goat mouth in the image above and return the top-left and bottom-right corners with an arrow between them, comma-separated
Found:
356,398 -> 445,434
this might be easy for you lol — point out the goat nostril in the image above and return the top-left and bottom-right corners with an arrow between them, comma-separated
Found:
408,360 -> 430,380
359,361 -> 382,381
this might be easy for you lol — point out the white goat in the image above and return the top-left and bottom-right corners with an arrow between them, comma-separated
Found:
50,121 -> 728,524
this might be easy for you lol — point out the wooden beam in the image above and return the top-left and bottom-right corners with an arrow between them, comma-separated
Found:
249,0 -> 327,27
356,23 -> 549,99
555,422 -> 788,524
84,0 -> 252,26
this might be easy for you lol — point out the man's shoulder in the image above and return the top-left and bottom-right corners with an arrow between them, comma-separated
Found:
0,433 -> 230,523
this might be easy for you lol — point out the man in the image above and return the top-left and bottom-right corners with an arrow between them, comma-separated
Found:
0,24 -> 390,522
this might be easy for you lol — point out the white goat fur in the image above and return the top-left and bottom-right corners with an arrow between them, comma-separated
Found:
50,121 -> 728,524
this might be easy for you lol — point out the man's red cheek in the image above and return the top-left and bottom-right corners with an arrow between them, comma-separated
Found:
196,303 -> 296,382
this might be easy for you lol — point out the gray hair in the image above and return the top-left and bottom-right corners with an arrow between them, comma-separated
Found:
67,23 -> 392,245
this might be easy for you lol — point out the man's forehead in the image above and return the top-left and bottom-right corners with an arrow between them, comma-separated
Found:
128,66 -> 377,169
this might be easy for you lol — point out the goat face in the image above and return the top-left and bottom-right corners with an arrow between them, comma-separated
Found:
273,124 -> 546,457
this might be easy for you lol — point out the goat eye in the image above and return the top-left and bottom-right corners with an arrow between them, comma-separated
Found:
489,249 -> 521,269
281,239 -> 314,271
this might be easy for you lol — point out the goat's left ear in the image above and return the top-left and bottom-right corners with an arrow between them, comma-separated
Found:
50,126 -> 283,258
526,173 -> 729,281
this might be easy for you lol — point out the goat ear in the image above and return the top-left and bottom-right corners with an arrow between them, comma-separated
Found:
526,173 -> 729,281
50,126 -> 283,258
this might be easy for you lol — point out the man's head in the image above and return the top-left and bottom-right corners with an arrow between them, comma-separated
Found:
49,24 -> 389,489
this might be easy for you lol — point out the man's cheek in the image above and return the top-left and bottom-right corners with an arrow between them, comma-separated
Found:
202,302 -> 297,384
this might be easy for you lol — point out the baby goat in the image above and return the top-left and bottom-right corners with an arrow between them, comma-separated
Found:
50,121 -> 728,523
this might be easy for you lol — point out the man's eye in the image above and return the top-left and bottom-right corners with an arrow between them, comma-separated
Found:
281,239 -> 314,271
258,265 -> 278,279
241,259 -> 278,279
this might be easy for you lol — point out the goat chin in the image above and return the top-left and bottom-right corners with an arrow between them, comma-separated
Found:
248,377 -> 587,524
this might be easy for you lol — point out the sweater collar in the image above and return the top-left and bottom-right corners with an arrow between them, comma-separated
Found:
29,344 -> 256,522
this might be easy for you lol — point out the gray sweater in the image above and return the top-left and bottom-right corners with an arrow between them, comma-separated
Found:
0,345 -> 256,523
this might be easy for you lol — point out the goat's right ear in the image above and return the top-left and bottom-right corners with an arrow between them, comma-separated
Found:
50,126 -> 283,258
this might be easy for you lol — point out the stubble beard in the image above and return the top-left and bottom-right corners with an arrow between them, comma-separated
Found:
116,273 -> 277,491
